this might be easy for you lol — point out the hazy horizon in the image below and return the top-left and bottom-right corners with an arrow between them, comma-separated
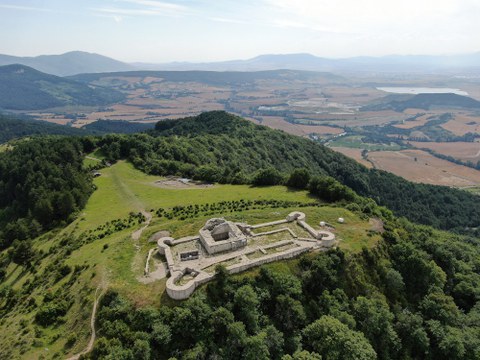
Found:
1,0 -> 480,63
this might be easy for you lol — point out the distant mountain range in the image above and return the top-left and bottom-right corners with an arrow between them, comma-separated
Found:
1,51 -> 480,76
134,52 -> 480,74
0,64 -> 124,110
0,51 -> 133,76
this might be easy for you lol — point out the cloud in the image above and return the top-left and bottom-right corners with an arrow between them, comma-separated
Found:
0,4 -> 54,12
271,18 -> 353,35
92,0 -> 193,19
208,16 -> 246,24
120,0 -> 189,12
260,0 -> 480,55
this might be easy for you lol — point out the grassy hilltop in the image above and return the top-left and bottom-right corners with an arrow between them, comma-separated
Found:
0,158 -> 380,359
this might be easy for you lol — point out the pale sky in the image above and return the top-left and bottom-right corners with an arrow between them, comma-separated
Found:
1,0 -> 479,62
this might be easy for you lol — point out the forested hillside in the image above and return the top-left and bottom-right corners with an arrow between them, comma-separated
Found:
0,114 -> 86,143
83,120 -> 155,134
0,137 -> 93,250
93,111 -> 479,233
0,64 -> 124,110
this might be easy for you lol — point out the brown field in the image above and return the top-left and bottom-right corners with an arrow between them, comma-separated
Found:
260,116 -> 343,137
23,73 -> 479,196
441,113 -> 480,136
408,141 -> 480,162
331,147 -> 373,168
367,149 -> 480,187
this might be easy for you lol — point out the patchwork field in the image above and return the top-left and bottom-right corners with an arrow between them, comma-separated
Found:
441,113 -> 480,136
407,141 -> 480,163
367,149 -> 480,187
17,71 -> 480,189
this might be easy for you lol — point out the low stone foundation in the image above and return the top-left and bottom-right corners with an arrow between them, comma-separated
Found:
159,211 -> 337,300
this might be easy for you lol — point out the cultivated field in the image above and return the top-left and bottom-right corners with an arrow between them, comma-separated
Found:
331,147 -> 373,168
408,141 -> 480,163
367,149 -> 480,187
441,113 -> 480,136
20,71 -> 480,188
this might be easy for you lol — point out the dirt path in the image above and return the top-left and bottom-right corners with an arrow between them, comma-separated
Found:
66,286 -> 105,360
132,210 -> 153,241
85,156 -> 102,162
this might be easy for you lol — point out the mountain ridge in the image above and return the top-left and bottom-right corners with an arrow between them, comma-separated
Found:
0,64 -> 124,110
0,51 -> 134,76
133,51 -> 480,73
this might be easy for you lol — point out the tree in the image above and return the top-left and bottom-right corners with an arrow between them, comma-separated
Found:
302,316 -> 376,360
287,168 -> 311,189
151,321 -> 171,349
9,239 -> 34,265
419,291 -> 461,325
264,325 -> 285,360
274,295 -> 306,333
352,296 -> 400,359
233,285 -> 260,334
282,350 -> 322,360
252,167 -> 284,186
309,176 -> 356,202
209,307 -> 235,347
243,332 -> 270,360
395,310 -> 429,359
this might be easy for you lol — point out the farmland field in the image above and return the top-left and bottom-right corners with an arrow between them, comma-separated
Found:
407,141 -> 480,163
18,70 -> 480,189
331,146 -> 373,168
367,149 -> 480,187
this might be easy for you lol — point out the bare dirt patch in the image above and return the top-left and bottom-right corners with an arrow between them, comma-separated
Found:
260,116 -> 343,137
154,178 -> 214,189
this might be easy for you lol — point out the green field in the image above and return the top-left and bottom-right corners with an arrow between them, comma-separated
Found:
328,135 -> 403,151
464,186 -> 480,196
0,160 -> 380,360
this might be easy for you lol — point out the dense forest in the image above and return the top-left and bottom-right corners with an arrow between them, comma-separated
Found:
0,114 -> 88,143
0,136 -> 93,250
88,208 -> 480,360
91,111 -> 479,234
83,120 -> 155,134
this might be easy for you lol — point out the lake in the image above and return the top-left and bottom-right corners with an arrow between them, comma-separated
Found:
377,87 -> 469,96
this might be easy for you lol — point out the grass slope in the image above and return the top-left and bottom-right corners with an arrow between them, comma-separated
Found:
0,160 -> 379,359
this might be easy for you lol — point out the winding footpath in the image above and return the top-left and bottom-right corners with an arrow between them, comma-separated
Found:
66,287 -> 104,360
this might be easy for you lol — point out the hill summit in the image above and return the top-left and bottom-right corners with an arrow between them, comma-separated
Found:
0,64 -> 123,110
0,51 -> 134,76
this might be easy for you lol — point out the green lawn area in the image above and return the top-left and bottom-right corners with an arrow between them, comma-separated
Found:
329,135 -> 403,151
464,186 -> 480,196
